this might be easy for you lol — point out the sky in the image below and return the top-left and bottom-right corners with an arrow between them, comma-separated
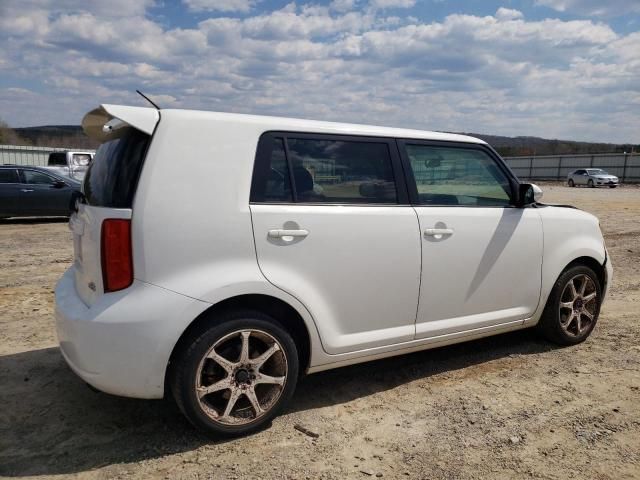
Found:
0,0 -> 638,143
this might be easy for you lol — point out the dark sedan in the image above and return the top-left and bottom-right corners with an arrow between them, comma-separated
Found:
0,166 -> 81,219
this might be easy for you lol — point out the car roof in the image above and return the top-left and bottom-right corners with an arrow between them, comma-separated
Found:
164,108 -> 487,144
1,165 -> 51,171
87,104 -> 487,145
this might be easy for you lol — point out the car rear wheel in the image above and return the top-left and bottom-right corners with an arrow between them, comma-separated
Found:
568,179 -> 575,187
588,179 -> 595,188
537,265 -> 602,345
170,311 -> 299,437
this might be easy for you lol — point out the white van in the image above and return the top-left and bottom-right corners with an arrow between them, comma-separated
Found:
56,104 -> 612,436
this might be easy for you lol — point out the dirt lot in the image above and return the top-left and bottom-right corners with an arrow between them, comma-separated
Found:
1,183 -> 639,479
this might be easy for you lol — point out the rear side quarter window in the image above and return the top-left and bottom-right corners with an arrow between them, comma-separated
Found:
48,153 -> 67,166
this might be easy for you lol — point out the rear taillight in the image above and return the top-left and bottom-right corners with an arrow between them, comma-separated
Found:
101,219 -> 133,292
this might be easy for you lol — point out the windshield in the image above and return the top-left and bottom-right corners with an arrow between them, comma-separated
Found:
587,169 -> 608,175
83,128 -> 150,208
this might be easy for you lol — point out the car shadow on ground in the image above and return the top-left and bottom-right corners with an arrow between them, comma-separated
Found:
0,329 -> 557,477
0,217 -> 69,225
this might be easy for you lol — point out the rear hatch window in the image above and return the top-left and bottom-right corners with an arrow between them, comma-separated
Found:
72,153 -> 92,166
84,128 -> 150,208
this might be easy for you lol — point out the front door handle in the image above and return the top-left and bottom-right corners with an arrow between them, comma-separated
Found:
424,228 -> 454,236
268,229 -> 309,239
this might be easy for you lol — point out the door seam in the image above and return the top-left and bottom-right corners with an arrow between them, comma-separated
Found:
248,205 -> 329,355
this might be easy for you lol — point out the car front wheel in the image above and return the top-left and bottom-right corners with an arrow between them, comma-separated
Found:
537,265 -> 602,345
170,311 -> 299,436
588,179 -> 595,188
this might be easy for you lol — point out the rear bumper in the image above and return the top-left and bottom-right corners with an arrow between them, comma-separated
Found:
55,267 -> 210,399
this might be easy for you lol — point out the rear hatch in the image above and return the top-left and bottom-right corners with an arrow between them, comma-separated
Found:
71,104 -> 159,306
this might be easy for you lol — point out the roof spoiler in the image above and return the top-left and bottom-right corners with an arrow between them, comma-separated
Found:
82,104 -> 159,142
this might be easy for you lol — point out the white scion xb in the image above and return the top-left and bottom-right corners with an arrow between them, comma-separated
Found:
55,104 -> 612,436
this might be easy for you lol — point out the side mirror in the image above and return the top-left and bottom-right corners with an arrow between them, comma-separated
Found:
425,158 -> 441,168
531,183 -> 543,202
52,180 -> 66,189
517,183 -> 543,206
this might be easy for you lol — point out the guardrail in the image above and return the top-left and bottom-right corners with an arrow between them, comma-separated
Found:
0,144 -> 95,167
503,153 -> 640,182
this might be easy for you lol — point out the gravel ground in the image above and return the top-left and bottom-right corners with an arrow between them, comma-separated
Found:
1,183 -> 639,479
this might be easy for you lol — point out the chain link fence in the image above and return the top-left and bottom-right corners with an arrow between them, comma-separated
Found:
504,153 -> 640,183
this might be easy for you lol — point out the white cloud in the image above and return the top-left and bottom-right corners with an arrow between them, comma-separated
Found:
535,0 -> 640,17
495,7 -> 524,21
183,0 -> 256,13
0,1 -> 638,142
368,0 -> 415,9
330,0 -> 357,13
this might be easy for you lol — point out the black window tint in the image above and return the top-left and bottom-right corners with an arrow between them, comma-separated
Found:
286,139 -> 397,203
405,145 -> 512,206
48,152 -> 67,166
84,128 -> 150,208
23,170 -> 56,185
0,169 -> 19,183
264,138 -> 292,202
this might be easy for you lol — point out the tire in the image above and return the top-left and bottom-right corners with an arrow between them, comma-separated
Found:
170,310 -> 299,437
609,185 -> 617,188
588,179 -> 595,188
568,179 -> 575,187
537,265 -> 602,345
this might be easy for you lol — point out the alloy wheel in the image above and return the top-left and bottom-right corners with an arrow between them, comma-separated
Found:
195,329 -> 288,425
558,274 -> 598,337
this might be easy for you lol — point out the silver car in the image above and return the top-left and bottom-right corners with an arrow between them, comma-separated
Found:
567,168 -> 619,188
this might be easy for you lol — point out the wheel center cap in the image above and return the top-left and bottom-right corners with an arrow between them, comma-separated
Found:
235,368 -> 250,384
574,298 -> 584,309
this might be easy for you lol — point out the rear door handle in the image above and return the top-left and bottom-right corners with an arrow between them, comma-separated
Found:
268,229 -> 309,239
424,228 -> 454,236
20,189 -> 34,193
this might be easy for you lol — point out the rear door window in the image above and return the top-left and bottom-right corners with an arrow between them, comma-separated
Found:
251,133 -> 401,204
0,169 -> 19,183
84,128 -> 150,208
286,138 -> 397,203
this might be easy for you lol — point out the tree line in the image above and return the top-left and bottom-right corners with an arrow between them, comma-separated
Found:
1,117 -> 637,155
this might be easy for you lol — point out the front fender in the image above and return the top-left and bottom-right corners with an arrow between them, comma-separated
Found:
530,206 -> 606,324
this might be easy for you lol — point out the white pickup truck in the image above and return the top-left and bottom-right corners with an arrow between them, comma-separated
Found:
45,150 -> 94,181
